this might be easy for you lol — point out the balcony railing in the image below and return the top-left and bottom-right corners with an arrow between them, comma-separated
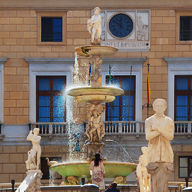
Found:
30,121 -> 192,136
105,121 -> 145,135
29,122 -> 67,136
175,121 -> 192,135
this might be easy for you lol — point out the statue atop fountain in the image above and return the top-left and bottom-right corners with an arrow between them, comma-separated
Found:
87,7 -> 102,45
145,98 -> 174,192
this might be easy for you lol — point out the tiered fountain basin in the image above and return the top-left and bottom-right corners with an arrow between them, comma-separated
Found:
50,161 -> 137,178
67,86 -> 124,104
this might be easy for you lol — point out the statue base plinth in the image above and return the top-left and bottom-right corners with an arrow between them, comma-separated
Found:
147,162 -> 173,192
85,142 -> 104,159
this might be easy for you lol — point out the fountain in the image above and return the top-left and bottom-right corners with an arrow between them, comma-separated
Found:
50,7 -> 137,183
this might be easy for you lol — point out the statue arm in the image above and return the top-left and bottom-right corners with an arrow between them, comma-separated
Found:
145,119 -> 160,141
158,120 -> 174,140
26,130 -> 33,141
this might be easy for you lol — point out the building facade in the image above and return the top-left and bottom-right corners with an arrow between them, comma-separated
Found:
0,0 -> 192,184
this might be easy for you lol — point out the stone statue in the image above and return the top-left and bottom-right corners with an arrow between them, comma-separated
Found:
145,98 -> 174,192
137,15 -> 149,41
86,104 -> 105,143
87,7 -> 102,44
26,128 -> 41,170
136,147 -> 151,192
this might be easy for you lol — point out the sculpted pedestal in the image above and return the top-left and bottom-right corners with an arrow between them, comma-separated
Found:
147,162 -> 173,192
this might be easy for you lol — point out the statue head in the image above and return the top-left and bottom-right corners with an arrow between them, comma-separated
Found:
33,128 -> 40,135
94,7 -> 101,15
153,98 -> 167,116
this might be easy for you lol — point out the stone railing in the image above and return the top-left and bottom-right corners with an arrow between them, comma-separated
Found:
105,121 -> 145,135
174,121 -> 192,135
30,121 -> 192,136
29,122 -> 68,136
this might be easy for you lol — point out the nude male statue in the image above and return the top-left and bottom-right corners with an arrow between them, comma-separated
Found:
87,7 -> 102,44
26,128 -> 41,169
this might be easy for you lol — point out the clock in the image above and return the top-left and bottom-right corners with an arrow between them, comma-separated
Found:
108,13 -> 133,38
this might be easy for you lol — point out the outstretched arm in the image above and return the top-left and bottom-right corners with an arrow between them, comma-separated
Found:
26,130 -> 33,141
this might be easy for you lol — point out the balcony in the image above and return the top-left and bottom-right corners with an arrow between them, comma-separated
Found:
29,121 -> 192,137
29,122 -> 68,136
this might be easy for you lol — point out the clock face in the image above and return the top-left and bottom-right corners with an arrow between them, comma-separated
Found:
109,13 -> 133,38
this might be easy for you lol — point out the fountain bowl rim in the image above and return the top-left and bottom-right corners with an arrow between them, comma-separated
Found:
50,160 -> 137,168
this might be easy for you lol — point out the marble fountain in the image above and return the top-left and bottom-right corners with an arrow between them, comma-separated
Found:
49,7 -> 137,184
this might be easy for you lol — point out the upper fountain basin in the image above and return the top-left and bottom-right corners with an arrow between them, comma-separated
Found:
66,86 -> 124,104
50,161 -> 137,178
75,45 -> 118,57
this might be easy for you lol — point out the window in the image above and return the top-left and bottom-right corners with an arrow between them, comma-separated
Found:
36,76 -> 66,122
37,12 -> 66,45
175,76 -> 192,121
176,12 -> 192,44
41,157 -> 62,180
41,17 -> 62,42
180,16 -> 192,41
106,75 -> 135,121
179,156 -> 192,178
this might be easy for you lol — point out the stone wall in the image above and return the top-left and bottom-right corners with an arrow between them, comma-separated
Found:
0,145 -> 69,183
0,8 -> 191,122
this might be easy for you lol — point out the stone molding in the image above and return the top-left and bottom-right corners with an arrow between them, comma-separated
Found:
103,57 -> 147,65
164,57 -> 192,119
26,58 -> 74,123
102,57 -> 146,121
0,58 -> 7,124
25,58 -> 74,65
0,0 -> 192,9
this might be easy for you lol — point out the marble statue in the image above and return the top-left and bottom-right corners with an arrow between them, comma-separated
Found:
136,147 -> 151,192
137,15 -> 149,41
86,104 -> 105,143
87,7 -> 102,44
26,128 -> 42,170
145,98 -> 174,192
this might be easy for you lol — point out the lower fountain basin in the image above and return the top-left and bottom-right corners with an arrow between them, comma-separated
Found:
50,161 -> 137,178
66,86 -> 124,104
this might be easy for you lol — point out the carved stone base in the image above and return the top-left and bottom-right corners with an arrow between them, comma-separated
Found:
16,170 -> 42,192
147,162 -> 173,192
85,142 -> 104,159
27,170 -> 42,192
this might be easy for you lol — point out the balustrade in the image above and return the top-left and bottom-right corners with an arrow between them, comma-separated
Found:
29,121 -> 192,136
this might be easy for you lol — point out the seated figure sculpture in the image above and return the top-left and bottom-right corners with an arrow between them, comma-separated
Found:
26,128 -> 41,170
87,7 -> 102,44
145,98 -> 174,192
